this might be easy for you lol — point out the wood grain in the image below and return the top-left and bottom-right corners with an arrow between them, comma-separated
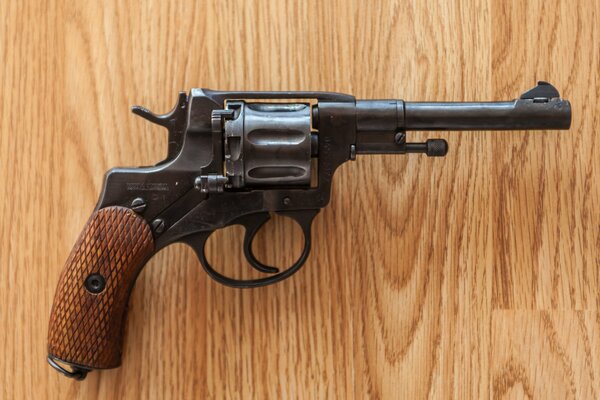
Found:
48,206 -> 154,370
0,0 -> 598,398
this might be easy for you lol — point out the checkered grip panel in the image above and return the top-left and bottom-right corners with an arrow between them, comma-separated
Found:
47,206 -> 154,369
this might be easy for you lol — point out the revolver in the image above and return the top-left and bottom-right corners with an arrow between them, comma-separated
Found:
48,82 -> 571,379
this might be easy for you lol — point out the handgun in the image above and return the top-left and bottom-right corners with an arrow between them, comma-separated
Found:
47,81 -> 571,379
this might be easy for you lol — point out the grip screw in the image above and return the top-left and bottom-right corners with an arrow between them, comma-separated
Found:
85,273 -> 106,294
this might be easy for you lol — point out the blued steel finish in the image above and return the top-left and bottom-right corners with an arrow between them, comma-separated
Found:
402,81 -> 570,130
403,98 -> 571,130
353,81 -> 571,155
93,81 -> 570,289
49,81 -> 571,380
223,101 -> 312,188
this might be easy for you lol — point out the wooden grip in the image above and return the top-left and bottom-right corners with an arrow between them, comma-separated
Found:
47,206 -> 154,370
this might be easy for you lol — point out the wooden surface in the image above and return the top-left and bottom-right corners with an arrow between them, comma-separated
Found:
1,0 -> 598,398
48,206 -> 155,370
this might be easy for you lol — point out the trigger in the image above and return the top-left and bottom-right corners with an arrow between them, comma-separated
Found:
238,213 -> 280,274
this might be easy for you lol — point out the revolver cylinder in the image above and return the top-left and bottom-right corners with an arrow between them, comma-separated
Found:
223,101 -> 313,188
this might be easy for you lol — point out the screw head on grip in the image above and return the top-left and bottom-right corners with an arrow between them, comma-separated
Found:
84,273 -> 106,294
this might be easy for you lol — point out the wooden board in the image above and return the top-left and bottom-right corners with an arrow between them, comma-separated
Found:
1,0 -> 598,398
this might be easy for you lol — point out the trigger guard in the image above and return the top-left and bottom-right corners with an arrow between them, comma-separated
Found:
181,209 -> 319,288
